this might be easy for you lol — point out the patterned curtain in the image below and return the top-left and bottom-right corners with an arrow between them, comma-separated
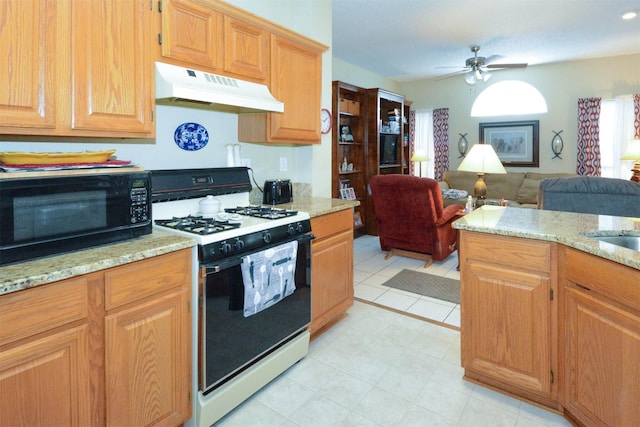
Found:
634,94 -> 640,138
408,109 -> 416,174
432,108 -> 449,181
577,97 -> 601,176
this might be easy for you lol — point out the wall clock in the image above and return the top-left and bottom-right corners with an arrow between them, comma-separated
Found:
321,108 -> 332,134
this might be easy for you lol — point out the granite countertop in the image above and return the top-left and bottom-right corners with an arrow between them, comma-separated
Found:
453,206 -> 640,270
269,196 -> 360,218
0,229 -> 196,297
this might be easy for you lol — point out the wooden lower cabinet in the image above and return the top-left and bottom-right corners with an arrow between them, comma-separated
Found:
106,290 -> 190,427
561,247 -> 640,427
310,209 -> 354,335
0,249 -> 192,427
461,232 -> 640,426
0,325 -> 91,426
460,231 -> 559,408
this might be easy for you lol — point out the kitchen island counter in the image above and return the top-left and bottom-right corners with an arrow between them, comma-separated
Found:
453,205 -> 640,271
0,229 -> 196,296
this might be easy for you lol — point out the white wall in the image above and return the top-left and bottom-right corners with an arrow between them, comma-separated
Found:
397,54 -> 640,174
333,58 -> 400,92
0,0 -> 335,197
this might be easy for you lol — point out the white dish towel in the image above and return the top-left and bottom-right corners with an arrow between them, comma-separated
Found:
241,241 -> 298,317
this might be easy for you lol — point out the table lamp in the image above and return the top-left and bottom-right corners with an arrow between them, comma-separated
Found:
621,138 -> 640,183
457,143 -> 507,199
411,149 -> 429,177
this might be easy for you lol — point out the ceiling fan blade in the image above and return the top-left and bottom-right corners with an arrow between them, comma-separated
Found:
483,54 -> 504,65
486,63 -> 528,69
435,65 -> 469,69
435,69 -> 470,80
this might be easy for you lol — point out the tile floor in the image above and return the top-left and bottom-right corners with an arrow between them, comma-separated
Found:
215,235 -> 572,426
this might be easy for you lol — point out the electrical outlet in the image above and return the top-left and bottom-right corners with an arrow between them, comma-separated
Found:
280,157 -> 287,171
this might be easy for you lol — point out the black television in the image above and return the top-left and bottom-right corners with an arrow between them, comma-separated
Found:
380,134 -> 398,165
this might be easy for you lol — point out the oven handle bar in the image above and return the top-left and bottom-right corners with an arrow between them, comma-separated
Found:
202,233 -> 315,273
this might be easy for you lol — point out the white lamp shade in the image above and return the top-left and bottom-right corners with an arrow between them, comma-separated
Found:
457,144 -> 507,174
621,138 -> 640,160
411,149 -> 429,162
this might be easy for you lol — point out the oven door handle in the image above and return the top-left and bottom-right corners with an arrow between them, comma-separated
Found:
202,233 -> 315,273
203,258 -> 242,273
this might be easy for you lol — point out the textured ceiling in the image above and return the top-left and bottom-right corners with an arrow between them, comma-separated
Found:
332,0 -> 640,82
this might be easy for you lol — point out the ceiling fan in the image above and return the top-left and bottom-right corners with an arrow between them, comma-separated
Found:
444,45 -> 528,84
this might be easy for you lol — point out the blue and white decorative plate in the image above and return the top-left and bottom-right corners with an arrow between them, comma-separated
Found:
174,122 -> 209,151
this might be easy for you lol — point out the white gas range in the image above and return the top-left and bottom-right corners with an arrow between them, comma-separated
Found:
151,168 -> 313,427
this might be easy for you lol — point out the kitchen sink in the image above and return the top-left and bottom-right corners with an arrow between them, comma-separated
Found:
591,235 -> 640,251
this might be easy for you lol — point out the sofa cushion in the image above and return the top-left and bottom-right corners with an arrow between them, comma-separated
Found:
485,173 -> 525,200
516,172 -> 576,204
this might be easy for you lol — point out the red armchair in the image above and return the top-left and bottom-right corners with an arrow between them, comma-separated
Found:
369,174 -> 461,267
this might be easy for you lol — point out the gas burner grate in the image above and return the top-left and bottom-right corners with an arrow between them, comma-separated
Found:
225,205 -> 298,220
155,215 -> 241,235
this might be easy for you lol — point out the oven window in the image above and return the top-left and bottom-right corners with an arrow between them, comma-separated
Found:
13,191 -> 107,242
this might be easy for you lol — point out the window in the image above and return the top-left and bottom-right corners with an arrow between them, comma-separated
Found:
599,96 -> 635,178
414,109 -> 434,177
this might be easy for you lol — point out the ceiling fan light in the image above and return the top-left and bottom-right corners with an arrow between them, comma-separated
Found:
482,71 -> 492,82
464,71 -> 477,85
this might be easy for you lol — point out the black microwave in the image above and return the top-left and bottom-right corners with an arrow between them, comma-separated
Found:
0,171 -> 152,266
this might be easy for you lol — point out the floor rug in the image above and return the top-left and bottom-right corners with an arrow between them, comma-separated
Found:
381,269 -> 460,304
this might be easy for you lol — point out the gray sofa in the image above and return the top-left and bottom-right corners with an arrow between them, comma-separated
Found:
539,176 -> 640,217
439,170 -> 576,208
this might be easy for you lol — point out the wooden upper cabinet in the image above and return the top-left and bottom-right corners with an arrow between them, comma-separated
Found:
0,0 -> 57,130
71,0 -> 154,136
238,34 -> 325,144
0,0 -> 154,137
224,16 -> 269,81
160,0 -> 224,70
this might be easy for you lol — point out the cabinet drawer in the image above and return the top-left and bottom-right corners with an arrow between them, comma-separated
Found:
311,209 -> 353,240
104,250 -> 191,310
0,277 -> 88,346
463,232 -> 552,273
562,247 -> 640,312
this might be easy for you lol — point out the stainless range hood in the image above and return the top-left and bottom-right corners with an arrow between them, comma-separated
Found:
155,62 -> 284,114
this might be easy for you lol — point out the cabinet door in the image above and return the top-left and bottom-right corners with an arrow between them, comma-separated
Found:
160,0 -> 224,70
460,233 -> 556,405
462,261 -> 553,396
0,326 -> 91,426
105,289 -> 191,427
310,210 -> 354,334
71,0 -> 154,136
564,285 -> 640,427
0,0 -> 56,129
224,15 -> 269,81
268,35 -> 322,142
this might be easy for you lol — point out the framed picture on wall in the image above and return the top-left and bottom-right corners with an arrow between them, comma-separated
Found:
479,120 -> 539,167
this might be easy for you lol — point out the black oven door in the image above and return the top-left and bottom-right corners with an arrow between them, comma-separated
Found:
200,233 -> 313,393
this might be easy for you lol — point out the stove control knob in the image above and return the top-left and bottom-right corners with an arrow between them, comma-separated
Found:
262,231 -> 272,244
287,224 -> 296,236
220,241 -> 232,255
233,238 -> 244,251
296,223 -> 304,233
